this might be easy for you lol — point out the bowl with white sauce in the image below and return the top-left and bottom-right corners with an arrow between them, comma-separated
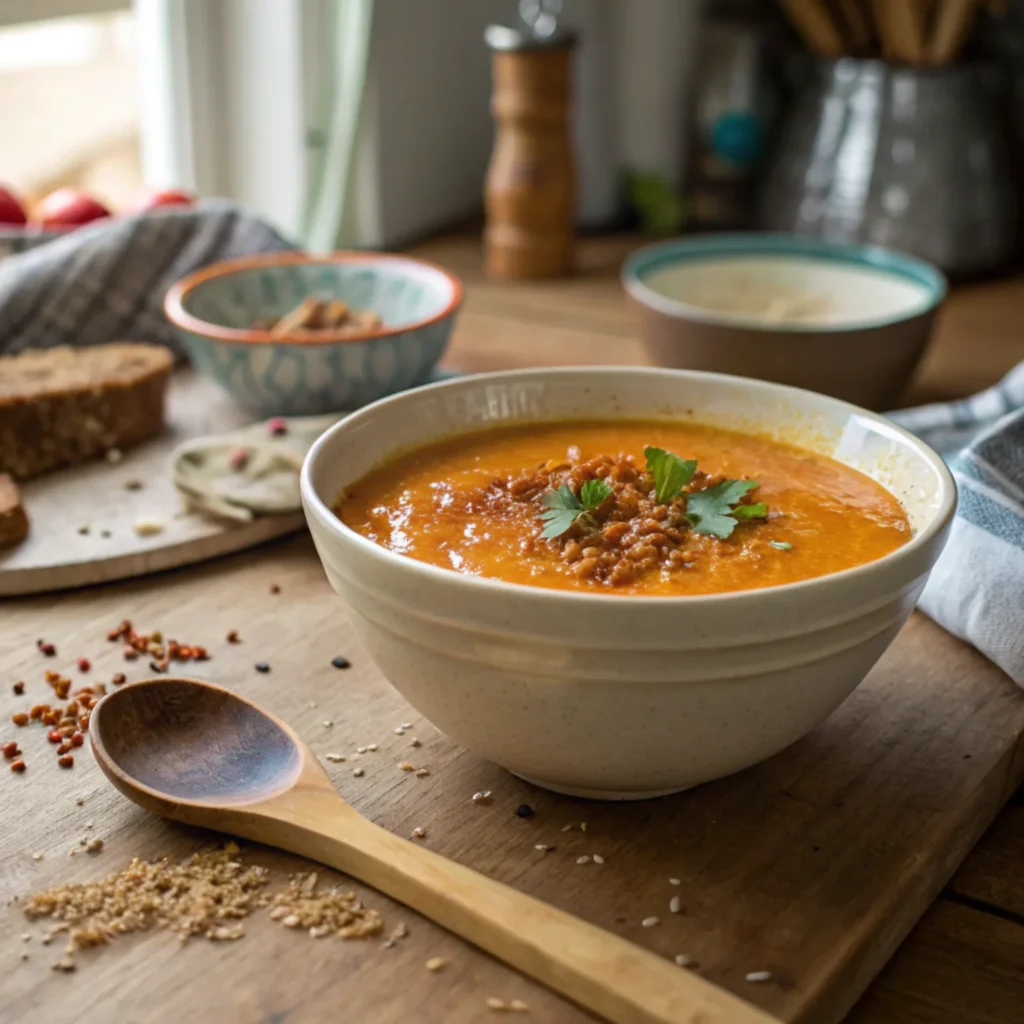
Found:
623,234 -> 946,409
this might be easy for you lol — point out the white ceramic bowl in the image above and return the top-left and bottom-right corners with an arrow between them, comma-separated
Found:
301,368 -> 956,800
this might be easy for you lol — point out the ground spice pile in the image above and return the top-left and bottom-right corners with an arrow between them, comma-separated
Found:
23,843 -> 382,969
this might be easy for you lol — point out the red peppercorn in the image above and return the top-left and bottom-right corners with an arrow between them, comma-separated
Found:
77,657 -> 91,672
124,646 -> 139,661
112,673 -> 126,685
226,630 -> 241,644
11,713 -> 28,727
57,755 -> 74,768
56,742 -> 71,755
2,741 -> 20,759
228,447 -> 250,471
70,732 -> 84,748
47,729 -> 63,744
39,642 -> 56,656
267,416 -> 287,436
10,759 -> 26,773
269,584 -> 281,595
12,681 -> 24,695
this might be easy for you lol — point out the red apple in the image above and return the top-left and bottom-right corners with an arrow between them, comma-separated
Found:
34,188 -> 111,229
0,185 -> 27,226
134,188 -> 196,212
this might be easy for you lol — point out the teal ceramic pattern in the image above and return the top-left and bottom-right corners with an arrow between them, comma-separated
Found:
171,258 -> 459,417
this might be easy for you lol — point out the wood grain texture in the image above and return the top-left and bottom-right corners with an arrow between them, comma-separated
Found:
1,534 -> 1022,1024
0,373 -> 303,596
2,233 -> 1024,1023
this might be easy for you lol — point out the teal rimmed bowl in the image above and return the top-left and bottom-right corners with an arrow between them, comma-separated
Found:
165,251 -> 462,417
623,233 -> 947,408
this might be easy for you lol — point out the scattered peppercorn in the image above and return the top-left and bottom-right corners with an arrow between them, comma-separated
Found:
269,584 -> 281,595
70,733 -> 84,748
254,662 -> 270,674
516,804 -> 534,819
57,755 -> 74,769
3,741 -> 20,759
10,759 -> 26,773
39,642 -> 56,657
330,656 -> 351,670
112,673 -> 126,686
56,742 -> 71,756
149,662 -> 166,674
226,631 -> 241,644
123,646 -> 139,661
47,730 -> 63,744
77,657 -> 91,673
12,713 -> 29,727
228,448 -> 250,471
267,417 -> 288,437
13,681 -> 24,695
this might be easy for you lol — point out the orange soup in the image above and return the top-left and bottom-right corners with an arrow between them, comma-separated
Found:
337,421 -> 911,596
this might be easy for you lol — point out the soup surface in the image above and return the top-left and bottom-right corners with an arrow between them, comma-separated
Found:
338,421 -> 911,596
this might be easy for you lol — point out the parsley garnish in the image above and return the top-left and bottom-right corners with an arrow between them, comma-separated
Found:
769,540 -> 792,551
644,446 -> 697,503
539,479 -> 613,539
685,479 -> 767,539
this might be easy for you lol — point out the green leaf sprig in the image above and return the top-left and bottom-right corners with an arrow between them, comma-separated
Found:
539,478 -> 613,539
684,479 -> 767,539
644,446 -> 697,503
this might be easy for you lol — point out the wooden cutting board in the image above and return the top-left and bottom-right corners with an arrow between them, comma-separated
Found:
3,538 -> 1023,1024
0,372 -> 305,596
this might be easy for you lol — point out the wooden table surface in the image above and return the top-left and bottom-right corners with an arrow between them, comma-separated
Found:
3,234 -> 1024,1024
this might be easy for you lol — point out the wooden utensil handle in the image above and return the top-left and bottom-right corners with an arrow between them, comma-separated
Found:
261,799 -> 778,1024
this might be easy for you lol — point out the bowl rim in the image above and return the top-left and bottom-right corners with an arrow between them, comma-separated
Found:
163,250 -> 464,346
301,366 -> 958,609
621,232 -> 948,334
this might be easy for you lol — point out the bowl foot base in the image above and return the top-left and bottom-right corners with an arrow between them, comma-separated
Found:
512,772 -> 696,802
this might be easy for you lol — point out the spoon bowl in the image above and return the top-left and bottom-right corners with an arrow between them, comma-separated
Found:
90,678 -> 776,1024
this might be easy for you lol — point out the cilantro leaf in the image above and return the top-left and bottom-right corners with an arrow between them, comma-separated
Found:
580,478 -> 613,510
685,479 -> 761,539
731,502 -> 767,521
644,446 -> 698,503
539,479 -> 612,539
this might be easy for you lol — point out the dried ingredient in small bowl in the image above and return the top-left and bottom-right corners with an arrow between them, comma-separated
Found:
254,297 -> 382,338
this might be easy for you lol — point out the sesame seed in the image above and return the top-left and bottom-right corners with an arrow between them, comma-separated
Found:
410,737 -> 422,747
592,854 -> 604,865
356,746 -> 367,754
641,916 -> 659,928
509,1000 -> 529,1013
411,827 -> 427,839
576,856 -> 590,865
472,791 -> 492,804
31,852 -> 43,861
352,768 -> 364,777
669,895 -> 682,914
561,824 -> 574,832
674,954 -> 692,967
415,768 -> 430,777
323,720 -> 333,729
486,998 -> 507,1011
401,722 -> 413,729
745,971 -> 771,983
398,762 -> 415,772
394,727 -> 406,735
366,744 -> 378,752
579,822 -> 587,832
324,754 -> 346,763
425,956 -> 446,971
534,844 -> 552,852
669,878 -> 681,886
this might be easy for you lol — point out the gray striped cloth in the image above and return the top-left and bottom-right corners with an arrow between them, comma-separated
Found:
0,200 -> 296,359
890,363 -> 1024,686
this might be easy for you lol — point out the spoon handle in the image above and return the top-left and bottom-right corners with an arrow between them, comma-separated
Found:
265,801 -> 778,1024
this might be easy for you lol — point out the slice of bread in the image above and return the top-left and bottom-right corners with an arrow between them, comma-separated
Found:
0,343 -> 173,479
0,473 -> 29,548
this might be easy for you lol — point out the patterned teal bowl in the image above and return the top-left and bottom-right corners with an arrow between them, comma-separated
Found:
164,252 -> 462,417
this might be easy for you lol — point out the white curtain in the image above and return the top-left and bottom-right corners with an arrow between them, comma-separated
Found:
135,0 -> 375,249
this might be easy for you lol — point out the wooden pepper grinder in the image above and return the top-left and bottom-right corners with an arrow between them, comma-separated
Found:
484,1 -> 576,279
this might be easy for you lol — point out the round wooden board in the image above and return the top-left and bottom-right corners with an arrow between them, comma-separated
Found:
0,372 -> 307,596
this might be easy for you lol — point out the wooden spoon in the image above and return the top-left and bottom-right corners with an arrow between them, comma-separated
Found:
90,678 -> 778,1024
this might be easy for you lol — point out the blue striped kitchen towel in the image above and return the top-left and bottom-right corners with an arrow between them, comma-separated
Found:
0,199 -> 296,359
890,363 -> 1024,686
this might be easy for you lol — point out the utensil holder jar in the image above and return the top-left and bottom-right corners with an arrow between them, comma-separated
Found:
757,59 -> 1018,278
